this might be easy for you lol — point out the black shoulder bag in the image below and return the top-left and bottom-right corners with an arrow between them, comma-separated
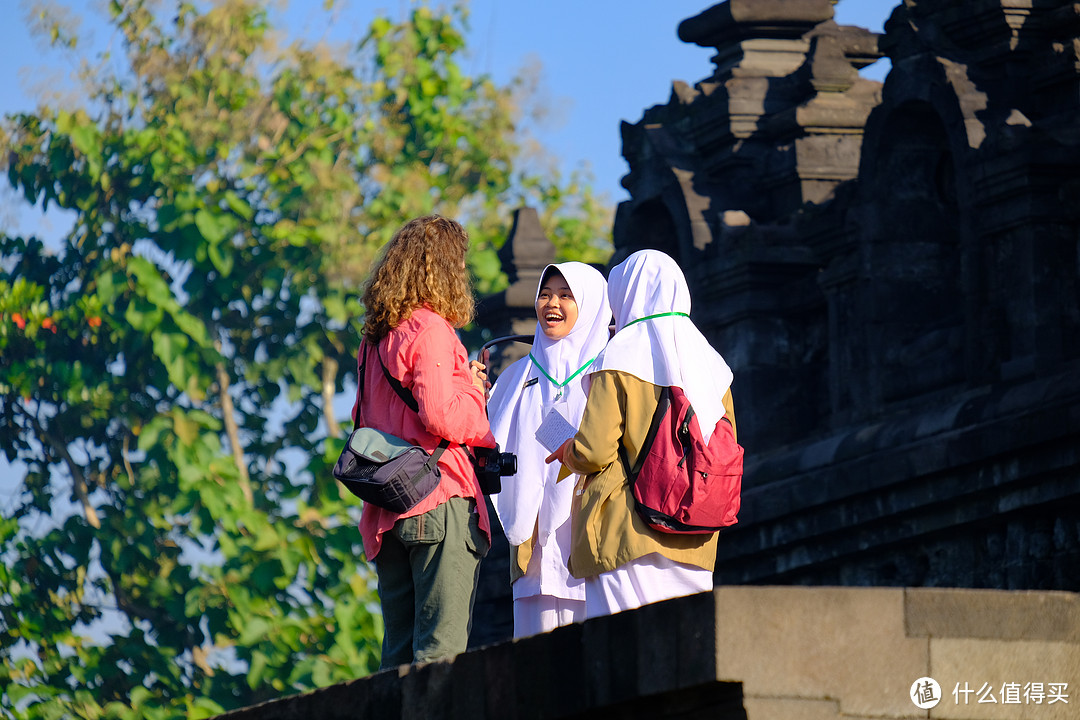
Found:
332,342 -> 449,513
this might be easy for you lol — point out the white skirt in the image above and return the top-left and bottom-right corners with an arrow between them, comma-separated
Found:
513,594 -> 587,638
584,552 -> 713,619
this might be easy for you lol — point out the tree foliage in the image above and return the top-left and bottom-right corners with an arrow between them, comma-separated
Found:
0,1 -> 612,717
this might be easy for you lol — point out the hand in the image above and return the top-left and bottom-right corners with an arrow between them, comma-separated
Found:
544,439 -> 572,465
469,359 -> 490,397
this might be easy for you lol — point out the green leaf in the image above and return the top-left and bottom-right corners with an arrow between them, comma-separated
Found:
239,617 -> 272,647
171,309 -> 213,348
195,208 -> 229,245
248,650 -> 269,688
125,296 -> 164,331
95,270 -> 125,304
188,697 -> 227,720
207,242 -> 234,276
151,329 -> 189,371
128,256 -> 176,309
224,190 -> 254,221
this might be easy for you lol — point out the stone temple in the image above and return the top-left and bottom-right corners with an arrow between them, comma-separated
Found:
219,1 -> 1080,717
472,0 -> 1080,648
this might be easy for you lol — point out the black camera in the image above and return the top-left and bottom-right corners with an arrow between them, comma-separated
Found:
472,444 -> 517,495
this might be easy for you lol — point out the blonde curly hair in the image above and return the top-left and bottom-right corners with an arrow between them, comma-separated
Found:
362,215 -> 475,342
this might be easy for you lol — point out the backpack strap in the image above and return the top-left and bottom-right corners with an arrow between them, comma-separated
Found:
619,385 -> 672,480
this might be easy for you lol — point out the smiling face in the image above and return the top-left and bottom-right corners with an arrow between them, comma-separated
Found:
535,271 -> 579,341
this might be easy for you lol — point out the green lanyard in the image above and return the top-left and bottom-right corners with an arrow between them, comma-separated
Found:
623,311 -> 689,328
528,354 -> 597,401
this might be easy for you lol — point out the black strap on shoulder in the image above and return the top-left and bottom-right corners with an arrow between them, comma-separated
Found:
377,343 -> 420,413
367,340 -> 451,454
618,385 -> 671,481
351,342 -> 370,432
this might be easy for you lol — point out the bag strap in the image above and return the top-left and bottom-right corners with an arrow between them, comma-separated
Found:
372,341 -> 452,454
377,343 -> 420,413
351,342 -> 370,432
618,385 -> 672,481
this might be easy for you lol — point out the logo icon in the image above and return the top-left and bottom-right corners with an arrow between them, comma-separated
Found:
911,677 -> 942,709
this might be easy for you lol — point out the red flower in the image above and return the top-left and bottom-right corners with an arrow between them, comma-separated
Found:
12,313 -> 25,330
41,318 -> 56,333
88,316 -> 102,329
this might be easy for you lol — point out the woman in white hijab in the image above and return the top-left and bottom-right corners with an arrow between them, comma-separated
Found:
486,261 -> 612,637
546,249 -> 737,618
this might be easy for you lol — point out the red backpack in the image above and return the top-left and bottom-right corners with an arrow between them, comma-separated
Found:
621,385 -> 744,534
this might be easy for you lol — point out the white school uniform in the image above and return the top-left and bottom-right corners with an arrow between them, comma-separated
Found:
488,262 -> 611,636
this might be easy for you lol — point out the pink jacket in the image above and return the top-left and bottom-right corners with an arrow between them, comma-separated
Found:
352,307 -> 496,559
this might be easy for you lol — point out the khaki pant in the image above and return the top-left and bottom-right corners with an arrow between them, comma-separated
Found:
375,496 -> 489,668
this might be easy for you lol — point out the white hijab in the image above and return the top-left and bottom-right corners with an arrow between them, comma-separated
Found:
593,249 -> 733,442
489,262 -> 611,546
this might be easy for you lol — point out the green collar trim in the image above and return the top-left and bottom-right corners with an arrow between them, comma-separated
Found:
528,354 -> 598,388
623,311 -> 689,328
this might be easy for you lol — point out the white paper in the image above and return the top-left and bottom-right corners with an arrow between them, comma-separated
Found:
534,406 -> 578,453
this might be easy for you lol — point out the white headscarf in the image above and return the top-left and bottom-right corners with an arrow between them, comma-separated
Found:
488,262 -> 611,546
593,249 -> 733,442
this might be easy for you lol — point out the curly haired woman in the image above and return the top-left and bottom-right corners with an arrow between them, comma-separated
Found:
352,214 -> 495,668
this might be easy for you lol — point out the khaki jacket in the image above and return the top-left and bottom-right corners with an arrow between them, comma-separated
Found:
561,370 -> 737,578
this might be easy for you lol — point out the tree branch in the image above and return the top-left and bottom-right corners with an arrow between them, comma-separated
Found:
322,356 -> 340,440
215,359 -> 253,506
18,404 -> 102,529
122,433 -> 136,487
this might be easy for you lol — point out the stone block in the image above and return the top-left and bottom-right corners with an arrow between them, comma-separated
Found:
447,648 -> 487,718
591,604 -> 642,705
634,599 -> 683,696
400,659 -> 455,720
712,586 -> 928,718
509,622 -> 587,719
744,697 -> 845,720
929,639 -> 1079,720
905,588 -> 1080,643
479,640 -> 517,719
631,590 -> 719,696
213,587 -> 1080,720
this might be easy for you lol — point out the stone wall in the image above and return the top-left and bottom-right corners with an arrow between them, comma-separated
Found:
608,0 -> 1080,592
213,587 -> 1080,719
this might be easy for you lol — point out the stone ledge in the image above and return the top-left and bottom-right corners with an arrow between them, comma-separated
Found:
745,366 -> 1080,488
215,586 -> 1079,720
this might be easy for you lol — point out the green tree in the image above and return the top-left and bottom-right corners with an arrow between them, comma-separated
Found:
0,1 -> 611,718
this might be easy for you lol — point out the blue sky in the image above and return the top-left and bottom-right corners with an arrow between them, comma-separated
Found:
0,0 -> 898,239
457,0 -> 897,203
